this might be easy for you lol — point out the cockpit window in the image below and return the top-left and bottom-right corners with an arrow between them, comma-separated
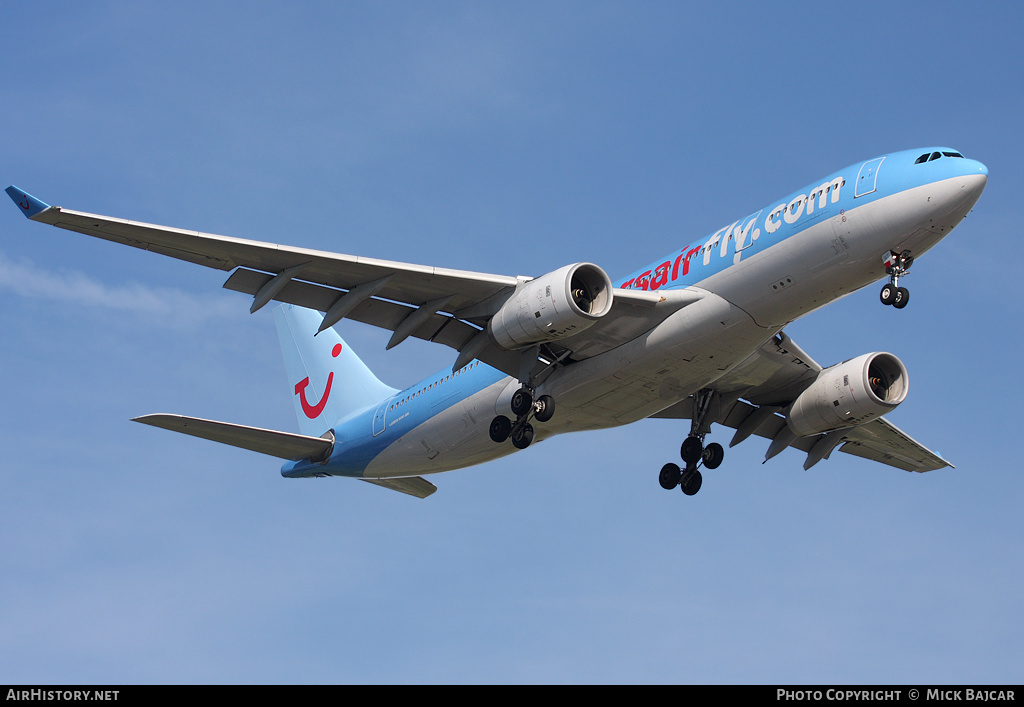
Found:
916,150 -> 966,164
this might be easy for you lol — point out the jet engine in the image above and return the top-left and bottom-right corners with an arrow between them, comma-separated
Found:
490,263 -> 614,350
786,352 -> 909,437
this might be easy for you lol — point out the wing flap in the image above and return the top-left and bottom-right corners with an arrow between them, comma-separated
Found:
838,418 -> 953,472
224,267 -> 480,349
133,414 -> 334,462
223,267 -> 523,376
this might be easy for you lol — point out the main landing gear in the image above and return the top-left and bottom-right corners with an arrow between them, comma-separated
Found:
659,440 -> 724,496
490,386 -> 555,450
880,249 -> 913,309
659,388 -> 724,497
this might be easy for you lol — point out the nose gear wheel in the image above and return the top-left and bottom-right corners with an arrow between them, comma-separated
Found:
881,250 -> 913,309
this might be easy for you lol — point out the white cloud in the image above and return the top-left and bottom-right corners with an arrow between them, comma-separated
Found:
0,250 -> 241,328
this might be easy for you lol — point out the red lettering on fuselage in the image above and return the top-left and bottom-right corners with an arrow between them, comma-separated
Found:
623,245 -> 702,290
681,247 -> 700,277
649,261 -> 671,290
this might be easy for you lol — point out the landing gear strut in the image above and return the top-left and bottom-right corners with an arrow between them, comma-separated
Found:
490,347 -> 568,450
880,250 -> 913,309
659,388 -> 724,496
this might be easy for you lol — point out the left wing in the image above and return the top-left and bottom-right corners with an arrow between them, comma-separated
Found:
6,186 -> 697,379
652,333 -> 952,472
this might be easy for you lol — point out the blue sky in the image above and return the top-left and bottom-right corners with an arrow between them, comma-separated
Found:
2,1 -> 1021,684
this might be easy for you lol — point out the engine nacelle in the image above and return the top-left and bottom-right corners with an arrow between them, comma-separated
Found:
490,263 -> 613,350
786,352 -> 909,437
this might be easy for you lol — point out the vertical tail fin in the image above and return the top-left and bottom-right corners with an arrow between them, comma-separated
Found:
273,304 -> 397,437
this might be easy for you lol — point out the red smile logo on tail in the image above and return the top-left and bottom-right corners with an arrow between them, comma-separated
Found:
294,343 -> 343,419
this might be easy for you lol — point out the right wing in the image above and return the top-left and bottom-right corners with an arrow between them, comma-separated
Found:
652,333 -> 952,472
7,186 -> 697,380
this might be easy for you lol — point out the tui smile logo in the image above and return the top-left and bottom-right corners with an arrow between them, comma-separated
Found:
295,343 -> 343,419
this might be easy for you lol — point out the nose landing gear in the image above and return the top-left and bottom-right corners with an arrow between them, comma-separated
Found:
880,250 -> 913,309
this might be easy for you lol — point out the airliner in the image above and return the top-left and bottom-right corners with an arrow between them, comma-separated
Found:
6,147 -> 987,498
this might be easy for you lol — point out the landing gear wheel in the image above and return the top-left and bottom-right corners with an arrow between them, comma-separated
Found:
659,463 -> 682,490
534,395 -> 555,423
882,250 -> 913,308
511,422 -> 534,450
510,388 -> 533,417
680,468 -> 703,496
489,415 -> 512,443
702,442 -> 724,469
680,436 -> 703,465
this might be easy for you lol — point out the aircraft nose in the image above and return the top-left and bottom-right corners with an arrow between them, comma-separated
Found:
961,159 -> 988,204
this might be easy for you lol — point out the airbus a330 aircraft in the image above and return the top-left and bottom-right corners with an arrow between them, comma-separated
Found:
6,147 -> 987,498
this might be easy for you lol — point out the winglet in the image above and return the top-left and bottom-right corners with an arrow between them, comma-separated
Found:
5,186 -> 51,219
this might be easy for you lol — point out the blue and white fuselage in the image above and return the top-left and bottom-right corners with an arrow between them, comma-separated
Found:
281,147 -> 987,481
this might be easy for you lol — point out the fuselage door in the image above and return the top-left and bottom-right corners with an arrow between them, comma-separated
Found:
372,401 -> 388,437
854,156 -> 885,198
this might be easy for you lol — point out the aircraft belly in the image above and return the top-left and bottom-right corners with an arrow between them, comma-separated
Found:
362,294 -> 774,475
545,291 -> 772,427
362,379 -> 515,478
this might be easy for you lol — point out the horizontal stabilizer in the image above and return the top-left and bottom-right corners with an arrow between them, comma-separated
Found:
133,414 -> 334,462
361,476 -> 438,499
